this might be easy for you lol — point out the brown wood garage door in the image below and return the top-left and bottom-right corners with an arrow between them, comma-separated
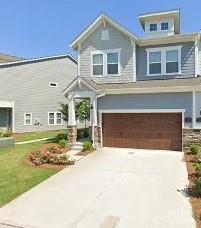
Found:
102,113 -> 182,151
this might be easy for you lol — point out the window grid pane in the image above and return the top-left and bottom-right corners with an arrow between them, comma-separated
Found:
166,50 -> 178,62
93,54 -> 103,64
150,23 -> 157,31
161,22 -> 168,30
107,53 -> 118,63
149,52 -> 161,63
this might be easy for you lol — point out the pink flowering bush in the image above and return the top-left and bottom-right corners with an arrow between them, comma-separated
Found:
29,143 -> 71,166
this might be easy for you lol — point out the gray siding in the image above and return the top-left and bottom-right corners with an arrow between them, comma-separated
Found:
0,57 -> 77,133
80,24 -> 133,83
196,92 -> 201,128
98,93 -> 193,127
136,42 -> 195,80
199,41 -> 201,75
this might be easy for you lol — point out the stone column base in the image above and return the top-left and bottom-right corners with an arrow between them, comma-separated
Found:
93,126 -> 101,148
183,129 -> 201,147
67,126 -> 77,144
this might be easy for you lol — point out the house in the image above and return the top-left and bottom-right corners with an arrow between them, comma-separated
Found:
0,54 -> 77,133
0,53 -> 24,63
64,9 -> 201,151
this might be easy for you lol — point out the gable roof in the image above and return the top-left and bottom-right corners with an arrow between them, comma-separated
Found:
71,13 -> 139,50
0,54 -> 77,69
0,53 -> 24,63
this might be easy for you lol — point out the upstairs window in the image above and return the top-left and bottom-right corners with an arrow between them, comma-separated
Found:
147,46 -> 181,76
92,49 -> 120,76
149,51 -> 161,75
166,50 -> 179,73
92,54 -> 103,75
150,23 -> 157,32
24,113 -> 32,125
161,22 -> 169,31
107,52 -> 119,75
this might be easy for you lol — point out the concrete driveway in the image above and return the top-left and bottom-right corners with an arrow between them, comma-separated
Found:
0,148 -> 195,228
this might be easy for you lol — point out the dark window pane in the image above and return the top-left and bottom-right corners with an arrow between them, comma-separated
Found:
107,64 -> 118,74
161,22 -> 168,30
93,65 -> 103,75
149,63 -> 161,74
107,53 -> 118,63
150,23 -> 157,31
166,62 -> 178,73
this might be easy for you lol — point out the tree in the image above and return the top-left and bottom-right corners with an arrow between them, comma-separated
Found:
58,102 -> 68,126
76,99 -> 90,128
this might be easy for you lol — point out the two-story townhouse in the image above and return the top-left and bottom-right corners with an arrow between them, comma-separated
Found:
0,54 -> 77,133
64,9 -> 201,151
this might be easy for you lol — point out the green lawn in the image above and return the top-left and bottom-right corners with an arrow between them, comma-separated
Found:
0,142 -> 59,207
14,129 -> 66,142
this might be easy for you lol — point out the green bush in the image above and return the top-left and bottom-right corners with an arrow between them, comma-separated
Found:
1,131 -> 12,137
58,139 -> 67,148
55,133 -> 68,143
77,128 -> 89,139
196,150 -> 201,162
83,141 -> 93,151
194,163 -> 201,176
190,144 -> 199,155
192,179 -> 201,196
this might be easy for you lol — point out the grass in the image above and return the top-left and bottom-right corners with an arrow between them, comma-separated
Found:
14,129 -> 66,142
0,142 -> 59,207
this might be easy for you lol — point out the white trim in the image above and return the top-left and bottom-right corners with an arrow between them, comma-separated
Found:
195,39 -> 199,77
24,113 -> 33,126
91,49 -> 121,77
71,14 -> 138,50
99,109 -> 185,148
192,90 -> 196,128
146,46 -> 182,76
131,40 -> 136,82
0,100 -> 14,108
48,112 -> 63,125
49,82 -> 58,87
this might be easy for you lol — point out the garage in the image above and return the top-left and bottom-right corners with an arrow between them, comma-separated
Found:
102,113 -> 182,151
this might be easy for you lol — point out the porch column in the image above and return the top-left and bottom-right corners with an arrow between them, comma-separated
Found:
91,96 -> 100,148
67,95 -> 77,144
192,90 -> 196,128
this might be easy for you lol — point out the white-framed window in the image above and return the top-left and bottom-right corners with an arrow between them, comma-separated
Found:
24,113 -> 32,125
92,53 -> 103,75
161,22 -> 169,31
101,29 -> 109,40
91,49 -> 121,76
48,112 -> 62,125
146,46 -> 181,76
49,82 -> 58,87
150,23 -> 157,32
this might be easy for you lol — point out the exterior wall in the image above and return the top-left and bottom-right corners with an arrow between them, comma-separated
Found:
0,57 -> 77,133
97,93 -> 193,127
136,42 -> 195,80
80,23 -> 134,83
195,91 -> 201,128
183,129 -> 201,147
199,41 -> 201,75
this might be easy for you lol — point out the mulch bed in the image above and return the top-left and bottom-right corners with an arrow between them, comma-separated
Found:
76,149 -> 95,156
184,150 -> 201,228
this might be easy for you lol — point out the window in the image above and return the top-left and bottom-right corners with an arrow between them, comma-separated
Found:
107,52 -> 119,75
101,29 -> 109,40
24,113 -> 32,125
161,22 -> 169,31
49,82 -> 58,87
150,23 -> 157,32
147,46 -> 181,76
166,50 -> 179,73
149,51 -> 161,74
48,112 -> 62,125
92,49 -> 120,76
92,54 -> 103,75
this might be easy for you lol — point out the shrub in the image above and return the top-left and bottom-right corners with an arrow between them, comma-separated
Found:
83,141 -> 93,151
196,150 -> 201,162
194,163 -> 201,176
192,179 -> 201,196
77,128 -> 89,139
49,154 -> 69,165
55,133 -> 68,142
190,144 -> 199,155
58,139 -> 67,148
1,131 -> 12,137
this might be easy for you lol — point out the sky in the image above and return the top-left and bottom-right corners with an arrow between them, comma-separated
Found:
0,0 -> 200,59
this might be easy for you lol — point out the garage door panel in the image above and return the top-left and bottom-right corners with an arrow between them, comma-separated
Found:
102,113 -> 182,151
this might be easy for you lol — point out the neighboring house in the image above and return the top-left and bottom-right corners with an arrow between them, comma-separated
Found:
64,9 -> 201,151
0,53 -> 24,63
0,55 -> 77,133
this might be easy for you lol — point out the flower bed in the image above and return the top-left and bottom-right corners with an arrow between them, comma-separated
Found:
29,143 -> 73,167
184,145 -> 201,228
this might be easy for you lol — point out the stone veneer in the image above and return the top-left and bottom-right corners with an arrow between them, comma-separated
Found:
93,126 -> 101,148
67,126 -> 77,144
183,129 -> 201,147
